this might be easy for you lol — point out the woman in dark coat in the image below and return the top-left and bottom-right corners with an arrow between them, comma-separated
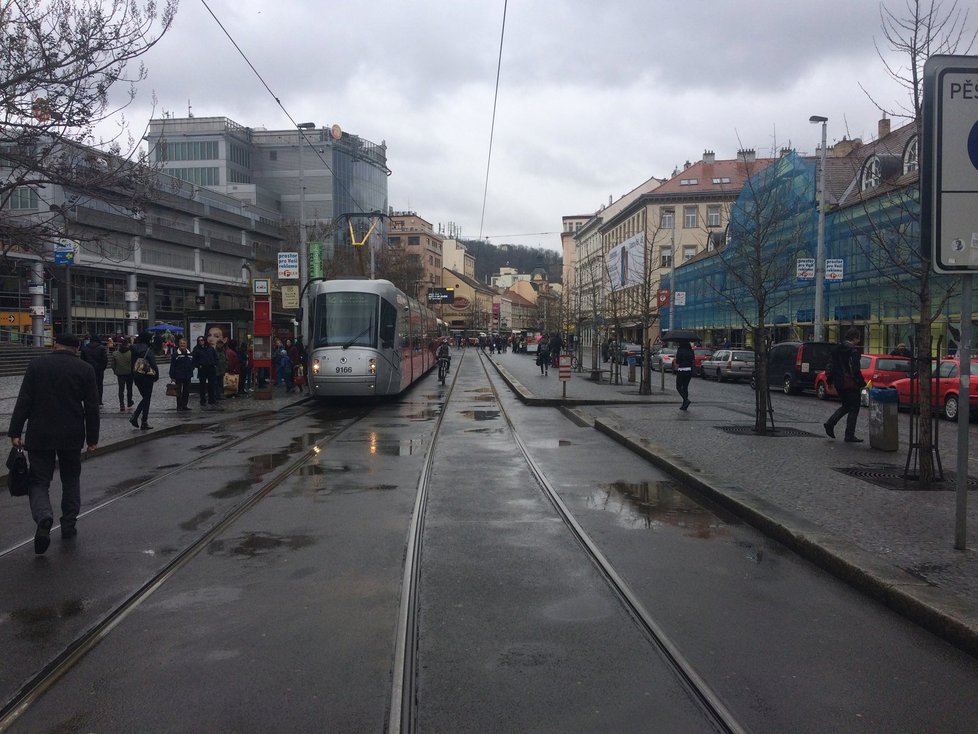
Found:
169,337 -> 195,412
129,332 -> 159,429
674,340 -> 695,411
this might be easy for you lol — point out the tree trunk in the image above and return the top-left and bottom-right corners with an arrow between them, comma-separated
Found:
915,313 -> 934,486
753,326 -> 771,434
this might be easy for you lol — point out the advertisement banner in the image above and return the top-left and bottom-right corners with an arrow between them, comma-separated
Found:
278,252 -> 299,280
605,232 -> 645,290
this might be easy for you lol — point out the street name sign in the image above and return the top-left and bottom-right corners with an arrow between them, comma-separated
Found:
923,55 -> 978,273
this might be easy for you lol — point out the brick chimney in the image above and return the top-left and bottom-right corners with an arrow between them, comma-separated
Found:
737,148 -> 756,163
878,115 -> 891,139
703,150 -> 715,164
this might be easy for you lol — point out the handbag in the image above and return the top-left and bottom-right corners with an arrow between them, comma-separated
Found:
165,381 -> 178,397
223,373 -> 239,396
5,446 -> 29,497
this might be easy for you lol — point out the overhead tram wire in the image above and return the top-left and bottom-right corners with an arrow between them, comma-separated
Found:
478,0 -> 508,242
198,0 -> 369,216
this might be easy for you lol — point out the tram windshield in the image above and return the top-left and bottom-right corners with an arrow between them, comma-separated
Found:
313,292 -> 378,348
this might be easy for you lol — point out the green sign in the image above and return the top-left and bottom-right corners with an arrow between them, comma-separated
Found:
308,240 -> 323,280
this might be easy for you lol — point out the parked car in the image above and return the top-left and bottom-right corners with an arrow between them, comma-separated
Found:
650,347 -> 678,372
692,347 -> 715,376
616,342 -> 644,365
889,358 -> 978,421
702,349 -> 756,382
757,341 -> 835,395
813,353 -> 913,400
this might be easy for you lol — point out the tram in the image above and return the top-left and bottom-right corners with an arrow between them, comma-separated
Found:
305,279 -> 442,397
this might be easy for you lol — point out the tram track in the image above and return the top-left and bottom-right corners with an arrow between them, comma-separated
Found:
388,349 -> 463,734
0,401 -> 321,559
0,403 -> 374,731
465,350 -> 746,734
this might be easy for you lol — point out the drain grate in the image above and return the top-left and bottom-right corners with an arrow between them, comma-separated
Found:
715,425 -> 817,438
836,466 -> 978,491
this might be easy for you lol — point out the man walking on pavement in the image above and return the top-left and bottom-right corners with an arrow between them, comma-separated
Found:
824,327 -> 867,443
7,333 -> 100,554
674,340 -> 695,411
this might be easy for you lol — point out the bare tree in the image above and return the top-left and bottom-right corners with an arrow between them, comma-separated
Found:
712,154 -> 809,434
1,0 -> 177,263
855,0 -> 976,484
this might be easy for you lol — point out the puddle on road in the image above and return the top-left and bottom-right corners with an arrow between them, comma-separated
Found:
589,480 -> 733,538
8,598 -> 86,640
465,387 -> 493,394
179,508 -> 217,531
464,427 -> 505,434
459,410 -> 500,421
208,531 -> 315,558
525,439 -> 574,449
402,408 -> 441,421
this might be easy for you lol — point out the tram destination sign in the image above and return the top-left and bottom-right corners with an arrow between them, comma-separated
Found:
923,54 -> 978,273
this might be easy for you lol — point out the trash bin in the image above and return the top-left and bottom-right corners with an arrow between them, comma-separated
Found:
627,356 -> 636,383
868,387 -> 899,451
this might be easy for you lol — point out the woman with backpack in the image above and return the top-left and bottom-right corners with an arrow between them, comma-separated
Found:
129,332 -> 159,430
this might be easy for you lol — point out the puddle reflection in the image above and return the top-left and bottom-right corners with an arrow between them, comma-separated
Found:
589,480 -> 731,538
459,410 -> 500,421
9,598 -> 87,640
208,531 -> 315,558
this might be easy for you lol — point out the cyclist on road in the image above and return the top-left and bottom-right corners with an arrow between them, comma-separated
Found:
436,339 -> 452,374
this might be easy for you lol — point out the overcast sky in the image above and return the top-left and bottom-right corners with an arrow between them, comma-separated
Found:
114,0 -> 920,252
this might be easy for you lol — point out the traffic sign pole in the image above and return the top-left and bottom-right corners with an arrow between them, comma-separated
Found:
923,54 -> 978,549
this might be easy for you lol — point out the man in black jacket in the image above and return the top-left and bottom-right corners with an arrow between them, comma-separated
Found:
81,333 -> 108,406
824,327 -> 867,443
7,333 -> 100,553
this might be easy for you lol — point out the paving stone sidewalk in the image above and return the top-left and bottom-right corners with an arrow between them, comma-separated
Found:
487,347 -> 978,658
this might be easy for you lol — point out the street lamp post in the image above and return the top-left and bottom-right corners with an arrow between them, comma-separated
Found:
810,115 -> 828,341
296,122 -> 315,337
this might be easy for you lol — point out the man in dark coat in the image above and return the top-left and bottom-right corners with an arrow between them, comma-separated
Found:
81,332 -> 108,406
7,333 -> 100,553
824,327 -> 867,443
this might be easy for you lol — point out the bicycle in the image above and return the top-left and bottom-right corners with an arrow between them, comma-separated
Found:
437,356 -> 450,384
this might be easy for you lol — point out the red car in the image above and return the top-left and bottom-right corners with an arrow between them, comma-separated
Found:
692,347 -> 715,376
814,353 -> 913,400
889,358 -> 978,421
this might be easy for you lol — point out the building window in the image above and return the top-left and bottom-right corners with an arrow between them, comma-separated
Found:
707,205 -> 721,228
861,156 -> 881,191
683,206 -> 697,228
269,150 -> 277,161
711,176 -> 731,184
167,167 -> 220,186
660,248 -> 672,268
408,236 -> 420,246
680,178 -> 698,185
660,209 -> 674,229
683,245 -> 696,262
389,236 -> 401,246
903,136 -> 918,174
10,186 -> 39,210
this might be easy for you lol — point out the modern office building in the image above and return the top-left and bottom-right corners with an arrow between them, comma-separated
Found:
145,116 -> 390,264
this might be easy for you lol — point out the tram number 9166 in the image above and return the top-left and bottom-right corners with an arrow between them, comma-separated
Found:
335,366 -> 353,374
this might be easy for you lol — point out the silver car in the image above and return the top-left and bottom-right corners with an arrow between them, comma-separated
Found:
701,349 -> 755,382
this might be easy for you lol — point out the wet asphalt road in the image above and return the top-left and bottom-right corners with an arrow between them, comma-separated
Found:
2,352 -> 978,732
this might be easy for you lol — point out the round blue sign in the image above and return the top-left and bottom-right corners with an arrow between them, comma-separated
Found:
969,120 -> 978,171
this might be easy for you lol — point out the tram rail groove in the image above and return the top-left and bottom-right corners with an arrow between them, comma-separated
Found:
475,352 -> 747,734
388,351 -> 463,734
0,408 -> 372,731
0,402 -> 322,559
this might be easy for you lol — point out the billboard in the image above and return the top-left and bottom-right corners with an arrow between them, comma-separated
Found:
605,232 -> 645,290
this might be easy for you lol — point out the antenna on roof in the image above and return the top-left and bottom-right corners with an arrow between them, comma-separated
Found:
187,99 -> 193,118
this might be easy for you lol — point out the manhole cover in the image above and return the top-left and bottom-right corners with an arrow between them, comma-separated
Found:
836,466 -> 978,491
715,425 -> 817,438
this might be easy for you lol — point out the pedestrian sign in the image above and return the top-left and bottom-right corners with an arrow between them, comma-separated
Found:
923,55 -> 978,273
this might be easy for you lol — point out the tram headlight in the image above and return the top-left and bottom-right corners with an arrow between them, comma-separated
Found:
312,358 -> 320,374
368,358 -> 376,375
